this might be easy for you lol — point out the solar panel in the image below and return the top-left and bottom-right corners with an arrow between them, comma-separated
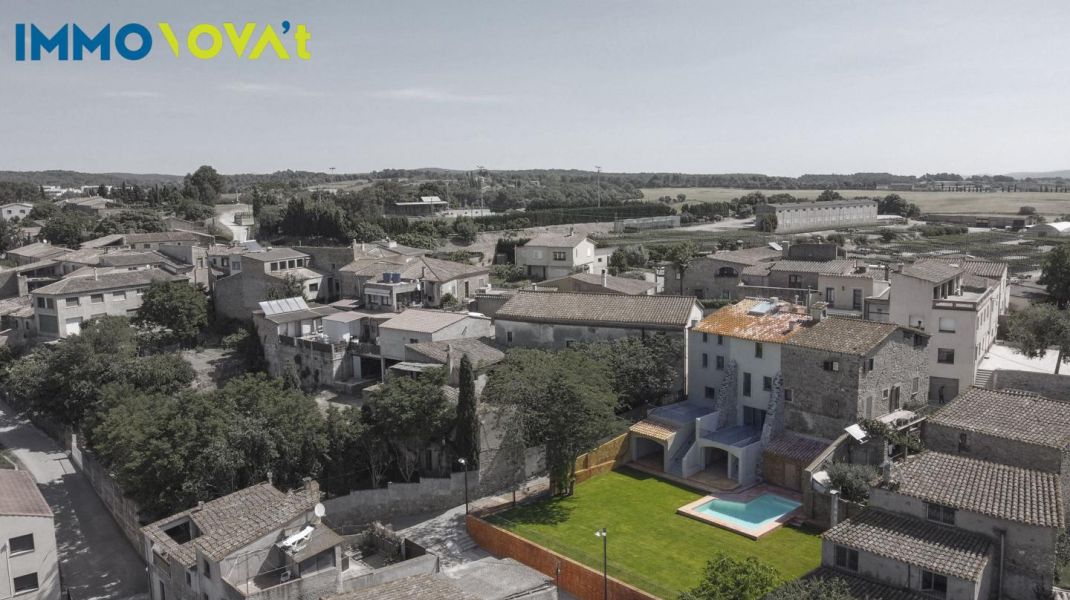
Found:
259,297 -> 309,316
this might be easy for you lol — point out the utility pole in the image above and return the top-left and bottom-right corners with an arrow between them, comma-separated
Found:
477,165 -> 486,212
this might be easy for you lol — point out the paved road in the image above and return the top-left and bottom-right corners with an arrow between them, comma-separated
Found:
0,402 -> 148,600
213,203 -> 251,243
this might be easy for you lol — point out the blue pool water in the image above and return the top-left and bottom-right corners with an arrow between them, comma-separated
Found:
695,493 -> 801,530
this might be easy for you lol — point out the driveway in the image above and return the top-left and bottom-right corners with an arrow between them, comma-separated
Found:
0,402 -> 148,600
213,203 -> 251,243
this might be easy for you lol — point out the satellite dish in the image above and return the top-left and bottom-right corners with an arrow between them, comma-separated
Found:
314,503 -> 326,518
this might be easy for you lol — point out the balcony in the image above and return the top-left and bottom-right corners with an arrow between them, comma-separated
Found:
350,341 -> 381,357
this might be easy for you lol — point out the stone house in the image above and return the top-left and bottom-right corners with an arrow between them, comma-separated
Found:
142,480 -> 346,600
30,268 -> 185,339
214,248 -> 329,321
6,242 -> 69,266
664,246 -> 781,300
821,451 -> 1063,600
924,387 -> 1070,515
0,470 -> 60,600
514,233 -> 608,281
781,317 -> 930,440
339,255 -> 489,311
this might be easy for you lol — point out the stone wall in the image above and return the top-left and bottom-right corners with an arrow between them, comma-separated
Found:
69,438 -> 145,552
322,472 -> 481,532
573,434 -> 629,485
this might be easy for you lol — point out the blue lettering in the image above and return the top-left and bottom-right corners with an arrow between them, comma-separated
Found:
30,24 -> 68,60
72,24 -> 110,60
115,23 -> 152,60
15,24 -> 25,61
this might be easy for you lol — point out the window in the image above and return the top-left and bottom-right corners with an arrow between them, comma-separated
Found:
825,287 -> 835,304
763,376 -> 772,391
822,360 -> 840,371
13,573 -> 38,594
742,373 -> 752,396
202,560 -> 211,579
702,332 -> 708,343
715,356 -> 725,370
702,353 -> 708,368
705,386 -> 716,400
865,358 -> 874,372
743,406 -> 766,428
938,317 -> 956,333
287,259 -> 296,269
926,502 -> 956,525
409,338 -> 419,344
783,389 -> 793,402
717,334 -> 724,345
552,251 -> 567,261
937,348 -> 955,364
113,291 -> 127,300
270,262 -> 280,271
506,331 -> 513,343
36,297 -> 45,308
834,546 -> 858,572
958,432 -> 970,452
921,571 -> 948,597
65,296 -> 80,307
308,283 -> 319,293
9,533 -> 34,554
91,293 -> 104,304
788,274 -> 801,288
755,342 -> 763,358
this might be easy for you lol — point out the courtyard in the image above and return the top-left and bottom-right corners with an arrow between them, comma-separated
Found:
488,468 -> 821,598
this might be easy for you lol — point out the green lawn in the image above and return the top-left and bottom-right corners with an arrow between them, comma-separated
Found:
490,468 -> 821,598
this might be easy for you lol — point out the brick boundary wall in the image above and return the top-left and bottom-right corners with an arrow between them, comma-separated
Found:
573,433 -> 629,485
466,515 -> 660,600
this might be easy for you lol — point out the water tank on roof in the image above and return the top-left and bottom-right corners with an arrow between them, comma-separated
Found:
391,272 -> 402,283
382,272 -> 391,282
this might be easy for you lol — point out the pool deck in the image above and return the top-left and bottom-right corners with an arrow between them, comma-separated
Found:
676,484 -> 803,540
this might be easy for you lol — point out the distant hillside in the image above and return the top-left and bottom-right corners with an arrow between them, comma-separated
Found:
1005,169 -> 1070,179
0,170 -> 183,187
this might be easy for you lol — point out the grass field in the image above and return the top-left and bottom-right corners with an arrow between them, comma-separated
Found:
641,187 -> 1070,217
490,469 -> 821,598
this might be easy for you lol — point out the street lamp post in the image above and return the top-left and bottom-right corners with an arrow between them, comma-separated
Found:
458,457 -> 470,514
595,527 -> 608,599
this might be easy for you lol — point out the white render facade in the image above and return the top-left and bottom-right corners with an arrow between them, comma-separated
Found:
514,235 -> 606,281
754,199 -> 878,233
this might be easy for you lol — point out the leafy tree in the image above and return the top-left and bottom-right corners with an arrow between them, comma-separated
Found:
1039,244 -> 1070,307
453,218 -> 479,244
484,348 -> 618,495
0,218 -> 21,253
350,220 -> 386,243
1006,303 -> 1070,374
609,245 -> 649,274
266,274 -> 306,300
577,336 -> 683,411
665,240 -> 698,295
876,194 -> 920,218
765,577 -> 853,600
94,210 -> 166,235
322,405 -> 365,496
755,213 -> 778,232
678,552 -> 780,600
455,355 -> 479,466
825,462 -> 877,503
184,165 -> 225,205
173,196 -> 215,221
1019,206 -> 1037,215
134,281 -> 208,346
815,189 -> 843,202
28,202 -> 57,221
40,210 -> 92,247
878,229 -> 897,242
364,367 -> 454,481
97,184 -> 108,198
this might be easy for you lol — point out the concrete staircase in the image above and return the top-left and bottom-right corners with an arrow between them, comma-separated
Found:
974,368 -> 994,389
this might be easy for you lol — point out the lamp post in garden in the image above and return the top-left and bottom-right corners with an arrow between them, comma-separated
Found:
458,457 -> 470,515
595,527 -> 608,599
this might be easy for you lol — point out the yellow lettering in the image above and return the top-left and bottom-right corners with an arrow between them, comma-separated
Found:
156,22 -> 180,57
249,24 -> 290,60
188,24 -> 223,60
223,23 -> 257,58
295,25 -> 311,60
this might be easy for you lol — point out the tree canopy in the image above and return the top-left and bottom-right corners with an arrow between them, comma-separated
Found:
678,552 -> 781,600
1006,303 -> 1070,374
134,281 -> 209,346
1039,244 -> 1070,308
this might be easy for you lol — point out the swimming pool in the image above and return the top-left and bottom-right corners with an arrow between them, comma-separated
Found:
678,490 -> 802,538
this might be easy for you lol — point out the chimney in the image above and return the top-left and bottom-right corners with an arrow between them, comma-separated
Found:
894,262 -> 904,274
602,271 -> 608,287
568,226 -> 574,237
267,470 -> 274,485
809,301 -> 827,323
192,500 -> 205,513
829,489 -> 840,527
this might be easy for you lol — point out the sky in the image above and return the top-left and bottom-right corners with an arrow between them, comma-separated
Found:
1,0 -> 1069,176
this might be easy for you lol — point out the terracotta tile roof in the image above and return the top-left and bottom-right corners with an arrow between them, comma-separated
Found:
917,258 -> 1007,279
380,309 -> 472,333
522,233 -> 588,248
693,298 -> 811,342
79,234 -> 127,248
629,419 -> 679,441
741,263 -> 774,277
899,262 -> 962,283
32,268 -> 183,295
705,246 -> 782,266
0,471 -> 52,518
823,509 -> 992,580
495,291 -> 699,330
769,259 -> 858,275
542,272 -> 656,295
125,231 -> 202,244
244,248 -> 311,262
804,567 -> 930,600
98,251 -> 168,267
929,387 -> 1070,449
763,432 -> 830,464
889,452 -> 1064,528
8,242 -> 69,260
405,337 -> 504,368
342,255 -> 488,283
142,482 -> 319,567
786,317 -> 900,356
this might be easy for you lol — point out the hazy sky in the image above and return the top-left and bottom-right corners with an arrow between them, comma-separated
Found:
2,1 -> 1068,176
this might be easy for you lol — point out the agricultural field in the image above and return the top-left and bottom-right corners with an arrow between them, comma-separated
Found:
641,187 -> 1070,217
